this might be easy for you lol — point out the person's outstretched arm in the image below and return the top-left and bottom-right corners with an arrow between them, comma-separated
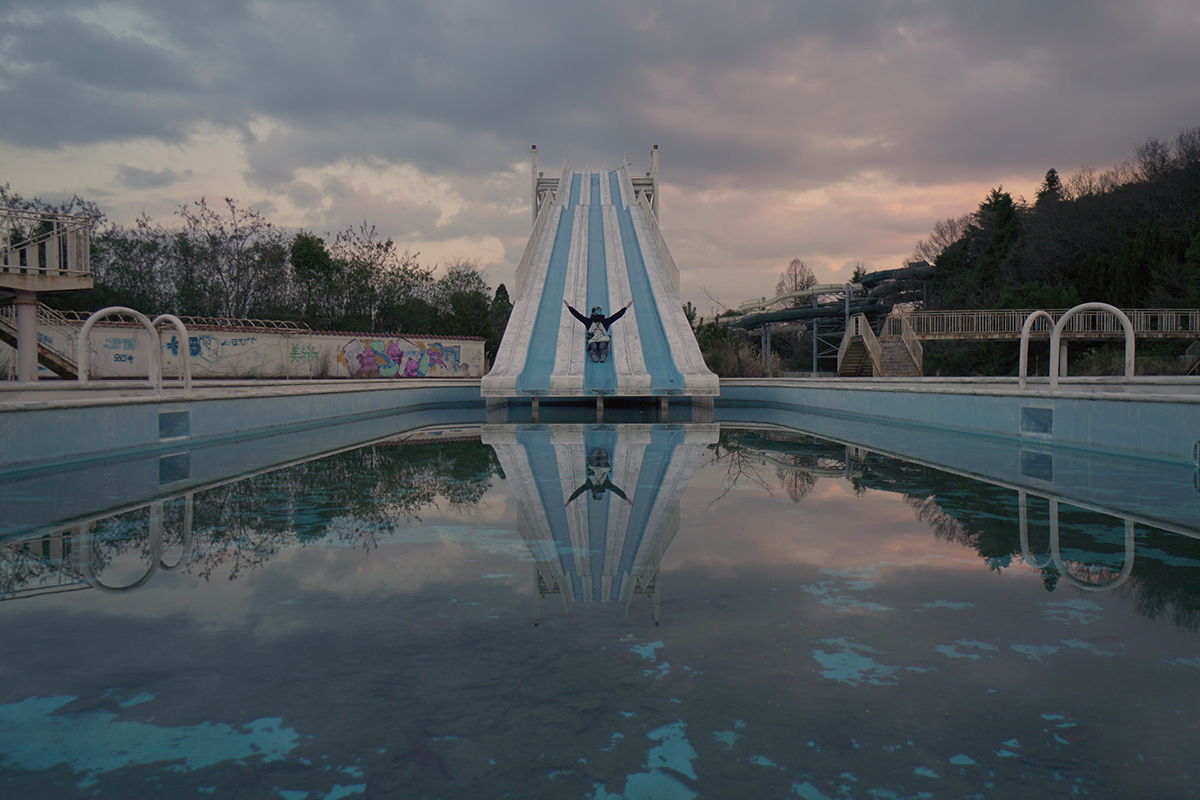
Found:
605,300 -> 633,326
565,481 -> 588,506
563,299 -> 590,325
608,482 -> 633,504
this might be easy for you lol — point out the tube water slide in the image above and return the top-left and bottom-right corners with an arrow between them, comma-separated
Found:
481,163 -> 718,398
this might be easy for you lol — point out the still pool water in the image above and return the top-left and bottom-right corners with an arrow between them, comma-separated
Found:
2,419 -> 1198,799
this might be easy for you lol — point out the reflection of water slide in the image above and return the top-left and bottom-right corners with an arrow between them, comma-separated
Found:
482,164 -> 717,399
482,423 -> 718,623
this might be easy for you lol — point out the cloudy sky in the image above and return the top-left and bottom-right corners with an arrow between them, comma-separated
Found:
3,0 -> 1198,314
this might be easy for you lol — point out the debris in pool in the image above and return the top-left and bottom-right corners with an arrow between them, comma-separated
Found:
631,641 -> 665,661
109,691 -> 157,708
811,638 -> 899,686
0,695 -> 299,785
713,730 -> 740,749
1042,599 -> 1103,625
916,600 -> 974,611
591,722 -> 698,800
1061,638 -> 1115,656
1012,644 -> 1060,661
792,781 -> 833,799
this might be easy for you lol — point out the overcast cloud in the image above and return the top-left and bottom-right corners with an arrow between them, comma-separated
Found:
3,0 -> 1198,311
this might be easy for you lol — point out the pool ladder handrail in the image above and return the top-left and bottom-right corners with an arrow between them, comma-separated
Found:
1019,303 -> 1135,391
76,494 -> 195,594
76,307 -> 192,394
1018,491 -> 1135,592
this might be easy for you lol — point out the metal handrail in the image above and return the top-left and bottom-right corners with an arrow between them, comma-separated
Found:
838,314 -> 882,375
0,301 -> 81,369
1019,492 -> 1135,592
889,308 -> 1198,339
48,308 -> 310,332
1018,311 -> 1055,390
1049,303 -> 1134,390
898,314 -> 923,373
78,307 -> 162,391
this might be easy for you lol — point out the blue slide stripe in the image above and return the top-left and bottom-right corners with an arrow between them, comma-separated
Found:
618,427 -> 682,580
584,173 -> 617,395
516,427 -> 580,599
608,172 -> 685,394
516,174 -> 581,394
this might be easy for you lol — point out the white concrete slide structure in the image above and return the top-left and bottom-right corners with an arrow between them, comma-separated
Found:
481,155 -> 718,399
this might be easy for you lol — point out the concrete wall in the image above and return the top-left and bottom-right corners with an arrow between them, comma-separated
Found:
0,325 -> 485,380
718,379 -> 1200,466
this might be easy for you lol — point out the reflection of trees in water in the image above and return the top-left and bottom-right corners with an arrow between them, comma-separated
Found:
907,494 -> 970,543
896,471 -> 1200,631
714,427 -> 1200,632
776,463 -> 817,503
707,429 -> 839,507
184,440 -> 502,580
705,431 -> 775,508
1,439 -> 504,591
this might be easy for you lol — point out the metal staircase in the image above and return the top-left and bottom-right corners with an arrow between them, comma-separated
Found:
0,301 -> 80,378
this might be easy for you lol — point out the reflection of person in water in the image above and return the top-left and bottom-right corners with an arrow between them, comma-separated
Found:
565,448 -> 634,506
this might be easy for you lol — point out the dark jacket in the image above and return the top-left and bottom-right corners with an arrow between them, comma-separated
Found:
566,304 -> 627,342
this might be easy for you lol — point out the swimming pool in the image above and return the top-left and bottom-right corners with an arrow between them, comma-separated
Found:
1,413 -> 1197,799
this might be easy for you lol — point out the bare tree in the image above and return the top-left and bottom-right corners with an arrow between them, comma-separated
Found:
173,197 -> 289,318
910,214 -> 971,265
775,258 -> 817,306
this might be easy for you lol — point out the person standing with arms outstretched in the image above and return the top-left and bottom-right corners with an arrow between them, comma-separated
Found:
564,299 -> 633,363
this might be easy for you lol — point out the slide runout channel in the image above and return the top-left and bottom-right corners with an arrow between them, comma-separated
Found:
609,172 -> 686,395
484,203 -> 562,393
602,185 -> 650,395
550,205 -> 588,395
583,173 -> 618,395
626,190 -> 714,387
516,173 -> 582,395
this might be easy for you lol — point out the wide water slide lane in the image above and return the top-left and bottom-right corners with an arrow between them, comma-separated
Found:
609,172 -> 686,395
584,173 -> 618,395
516,173 -> 582,395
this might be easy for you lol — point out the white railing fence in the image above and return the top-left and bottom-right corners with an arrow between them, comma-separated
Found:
888,308 -> 1199,339
1,208 -> 92,278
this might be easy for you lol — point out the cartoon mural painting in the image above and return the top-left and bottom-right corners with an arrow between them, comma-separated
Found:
338,338 -> 464,378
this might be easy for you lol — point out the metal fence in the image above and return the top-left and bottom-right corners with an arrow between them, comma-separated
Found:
885,309 -> 1200,340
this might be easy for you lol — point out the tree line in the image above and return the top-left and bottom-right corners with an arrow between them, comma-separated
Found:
919,127 -> 1200,311
1,188 -> 513,359
908,125 -> 1200,374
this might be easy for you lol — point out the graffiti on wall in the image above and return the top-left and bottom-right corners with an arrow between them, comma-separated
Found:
165,334 -> 257,364
338,338 -> 464,378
